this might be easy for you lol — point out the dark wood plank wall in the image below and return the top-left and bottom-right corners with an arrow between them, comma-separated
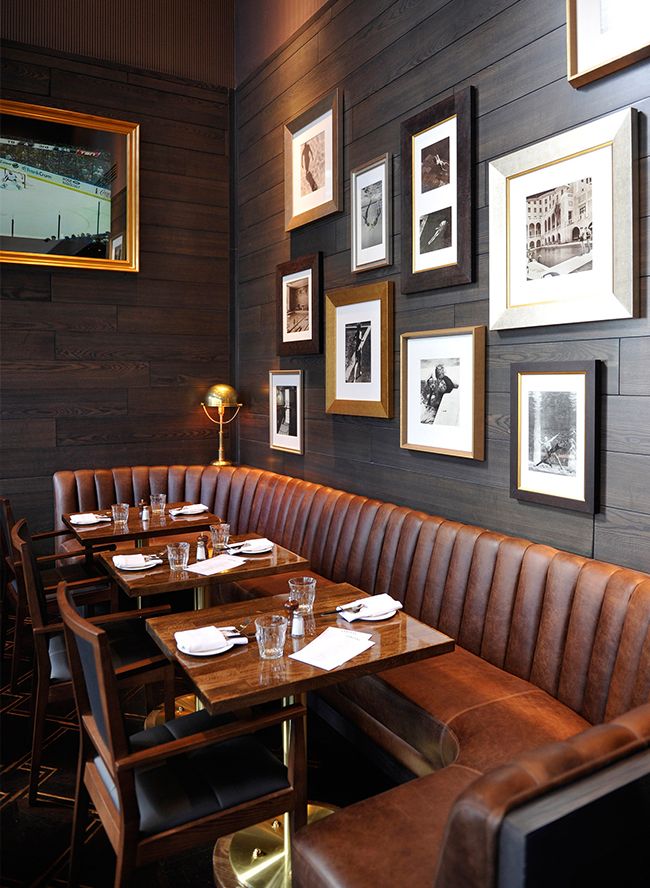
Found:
0,42 -> 230,531
234,0 -> 650,570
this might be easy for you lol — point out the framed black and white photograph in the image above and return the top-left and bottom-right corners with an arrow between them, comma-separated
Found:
276,253 -> 321,356
0,99 -> 139,272
401,87 -> 473,293
325,280 -> 393,418
400,326 -> 485,460
351,153 -> 392,273
489,107 -> 638,331
510,362 -> 598,513
269,369 -> 303,454
284,90 -> 342,231
567,0 -> 650,87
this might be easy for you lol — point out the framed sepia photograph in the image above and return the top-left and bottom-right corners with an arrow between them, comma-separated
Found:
567,0 -> 650,87
400,326 -> 485,460
510,362 -> 598,513
269,369 -> 303,454
351,153 -> 392,273
284,90 -> 342,231
401,87 -> 474,293
489,107 -> 638,331
276,253 -> 321,356
325,280 -> 393,418
0,99 -> 139,271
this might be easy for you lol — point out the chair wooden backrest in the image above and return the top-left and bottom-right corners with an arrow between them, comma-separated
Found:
11,518 -> 50,635
1,497 -> 18,592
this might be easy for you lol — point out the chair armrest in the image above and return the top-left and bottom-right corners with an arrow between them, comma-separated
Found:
113,703 -> 307,773
89,604 -> 171,625
33,622 -> 65,637
32,528 -> 70,540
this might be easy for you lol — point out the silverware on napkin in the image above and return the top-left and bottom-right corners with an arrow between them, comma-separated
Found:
317,603 -> 364,617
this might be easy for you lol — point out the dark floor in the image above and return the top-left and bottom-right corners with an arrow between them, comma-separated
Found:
0,624 -> 398,887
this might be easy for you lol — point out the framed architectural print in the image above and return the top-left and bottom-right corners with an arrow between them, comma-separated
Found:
351,153 -> 392,273
284,90 -> 342,231
325,280 -> 393,418
276,253 -> 321,356
489,107 -> 637,331
510,362 -> 598,513
269,369 -> 303,454
400,326 -> 485,460
0,99 -> 139,271
567,0 -> 650,88
401,87 -> 473,293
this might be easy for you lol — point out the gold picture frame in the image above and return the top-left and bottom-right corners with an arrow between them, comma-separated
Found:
325,280 -> 393,418
0,99 -> 139,271
400,325 -> 485,460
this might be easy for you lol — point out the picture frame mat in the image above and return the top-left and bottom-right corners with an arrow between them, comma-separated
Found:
282,267 -> 312,343
269,369 -> 303,454
567,0 -> 650,87
351,152 -> 392,272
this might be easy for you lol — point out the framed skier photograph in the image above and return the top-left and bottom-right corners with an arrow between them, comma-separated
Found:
350,153 -> 392,273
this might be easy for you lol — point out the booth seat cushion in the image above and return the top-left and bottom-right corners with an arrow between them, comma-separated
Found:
234,569 -> 329,600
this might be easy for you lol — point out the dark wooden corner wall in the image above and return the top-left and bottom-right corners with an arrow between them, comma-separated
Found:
234,0 -> 650,571
0,43 -> 230,530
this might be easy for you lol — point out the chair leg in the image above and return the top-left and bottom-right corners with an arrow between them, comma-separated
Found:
28,667 -> 49,804
163,666 -> 175,722
68,752 -> 90,887
114,839 -> 138,887
10,594 -> 27,692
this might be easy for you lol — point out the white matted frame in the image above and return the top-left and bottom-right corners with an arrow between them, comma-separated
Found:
269,369 -> 303,454
400,326 -> 485,460
489,107 -> 638,331
351,153 -> 392,273
567,0 -> 650,88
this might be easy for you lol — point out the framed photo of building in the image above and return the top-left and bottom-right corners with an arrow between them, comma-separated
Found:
351,153 -> 392,273
284,90 -> 342,231
567,0 -> 650,88
269,369 -> 303,454
325,280 -> 393,418
276,253 -> 321,356
0,99 -> 139,271
401,87 -> 473,293
489,107 -> 637,331
510,362 -> 598,513
400,326 -> 485,460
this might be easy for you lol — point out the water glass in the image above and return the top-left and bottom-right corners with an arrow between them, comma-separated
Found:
111,503 -> 129,525
150,493 -> 167,515
255,614 -> 288,660
210,523 -> 230,553
167,541 -> 190,571
288,576 -> 316,614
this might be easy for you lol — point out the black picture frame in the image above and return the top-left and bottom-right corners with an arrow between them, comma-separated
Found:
401,87 -> 474,294
276,253 -> 322,356
510,361 -> 599,514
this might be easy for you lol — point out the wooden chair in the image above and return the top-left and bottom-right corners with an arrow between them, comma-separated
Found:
57,580 -> 308,887
11,519 -> 175,805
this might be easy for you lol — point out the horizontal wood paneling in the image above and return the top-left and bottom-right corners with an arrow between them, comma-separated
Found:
234,0 -> 650,571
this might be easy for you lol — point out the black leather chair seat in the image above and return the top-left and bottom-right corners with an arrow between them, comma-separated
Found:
95,710 -> 289,835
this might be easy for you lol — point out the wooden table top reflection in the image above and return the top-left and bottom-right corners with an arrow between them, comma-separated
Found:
146,582 -> 455,715
98,534 -> 310,598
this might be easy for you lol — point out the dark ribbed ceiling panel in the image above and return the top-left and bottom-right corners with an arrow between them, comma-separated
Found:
1,0 -> 234,87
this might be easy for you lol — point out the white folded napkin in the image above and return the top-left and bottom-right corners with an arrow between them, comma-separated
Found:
239,537 -> 273,552
169,504 -> 209,516
69,513 -> 111,525
112,554 -> 162,569
174,625 -> 228,653
338,593 -> 403,622
289,627 -> 374,671
186,554 -> 246,576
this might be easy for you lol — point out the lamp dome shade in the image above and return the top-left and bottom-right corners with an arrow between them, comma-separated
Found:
204,383 -> 240,407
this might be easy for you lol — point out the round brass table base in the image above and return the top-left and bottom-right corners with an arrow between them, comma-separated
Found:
214,804 -> 336,888
143,694 -> 197,729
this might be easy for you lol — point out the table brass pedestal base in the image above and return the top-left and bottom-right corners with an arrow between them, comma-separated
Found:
144,693 -> 196,729
213,804 -> 336,888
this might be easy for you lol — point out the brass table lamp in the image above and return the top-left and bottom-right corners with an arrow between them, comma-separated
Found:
201,383 -> 242,466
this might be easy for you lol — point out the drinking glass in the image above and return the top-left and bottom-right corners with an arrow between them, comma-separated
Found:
288,576 -> 316,614
150,493 -> 167,515
255,614 -> 288,660
210,523 -> 230,553
167,541 -> 190,571
111,503 -> 129,525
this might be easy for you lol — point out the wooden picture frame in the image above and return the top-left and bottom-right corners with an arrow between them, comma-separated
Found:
0,99 -> 139,272
284,90 -> 342,231
325,280 -> 393,419
567,0 -> 650,88
401,87 -> 473,293
489,107 -> 637,331
351,153 -> 392,273
400,326 -> 485,460
276,253 -> 321,356
510,361 -> 598,513
269,369 -> 303,454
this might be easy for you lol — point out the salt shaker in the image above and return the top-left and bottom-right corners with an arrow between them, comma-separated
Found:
142,505 -> 150,522
138,498 -> 146,517
291,611 -> 305,638
196,534 -> 208,561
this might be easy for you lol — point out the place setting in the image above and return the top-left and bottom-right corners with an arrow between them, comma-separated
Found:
174,624 -> 251,658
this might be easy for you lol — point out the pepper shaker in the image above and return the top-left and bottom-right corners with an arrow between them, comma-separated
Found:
138,498 -> 146,518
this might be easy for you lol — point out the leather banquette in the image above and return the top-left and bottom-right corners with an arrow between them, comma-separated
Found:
53,465 -> 650,886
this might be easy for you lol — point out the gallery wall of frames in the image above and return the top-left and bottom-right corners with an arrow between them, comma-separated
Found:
234,0 -> 650,571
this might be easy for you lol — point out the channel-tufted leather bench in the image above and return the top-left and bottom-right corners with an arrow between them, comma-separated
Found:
53,465 -> 650,884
